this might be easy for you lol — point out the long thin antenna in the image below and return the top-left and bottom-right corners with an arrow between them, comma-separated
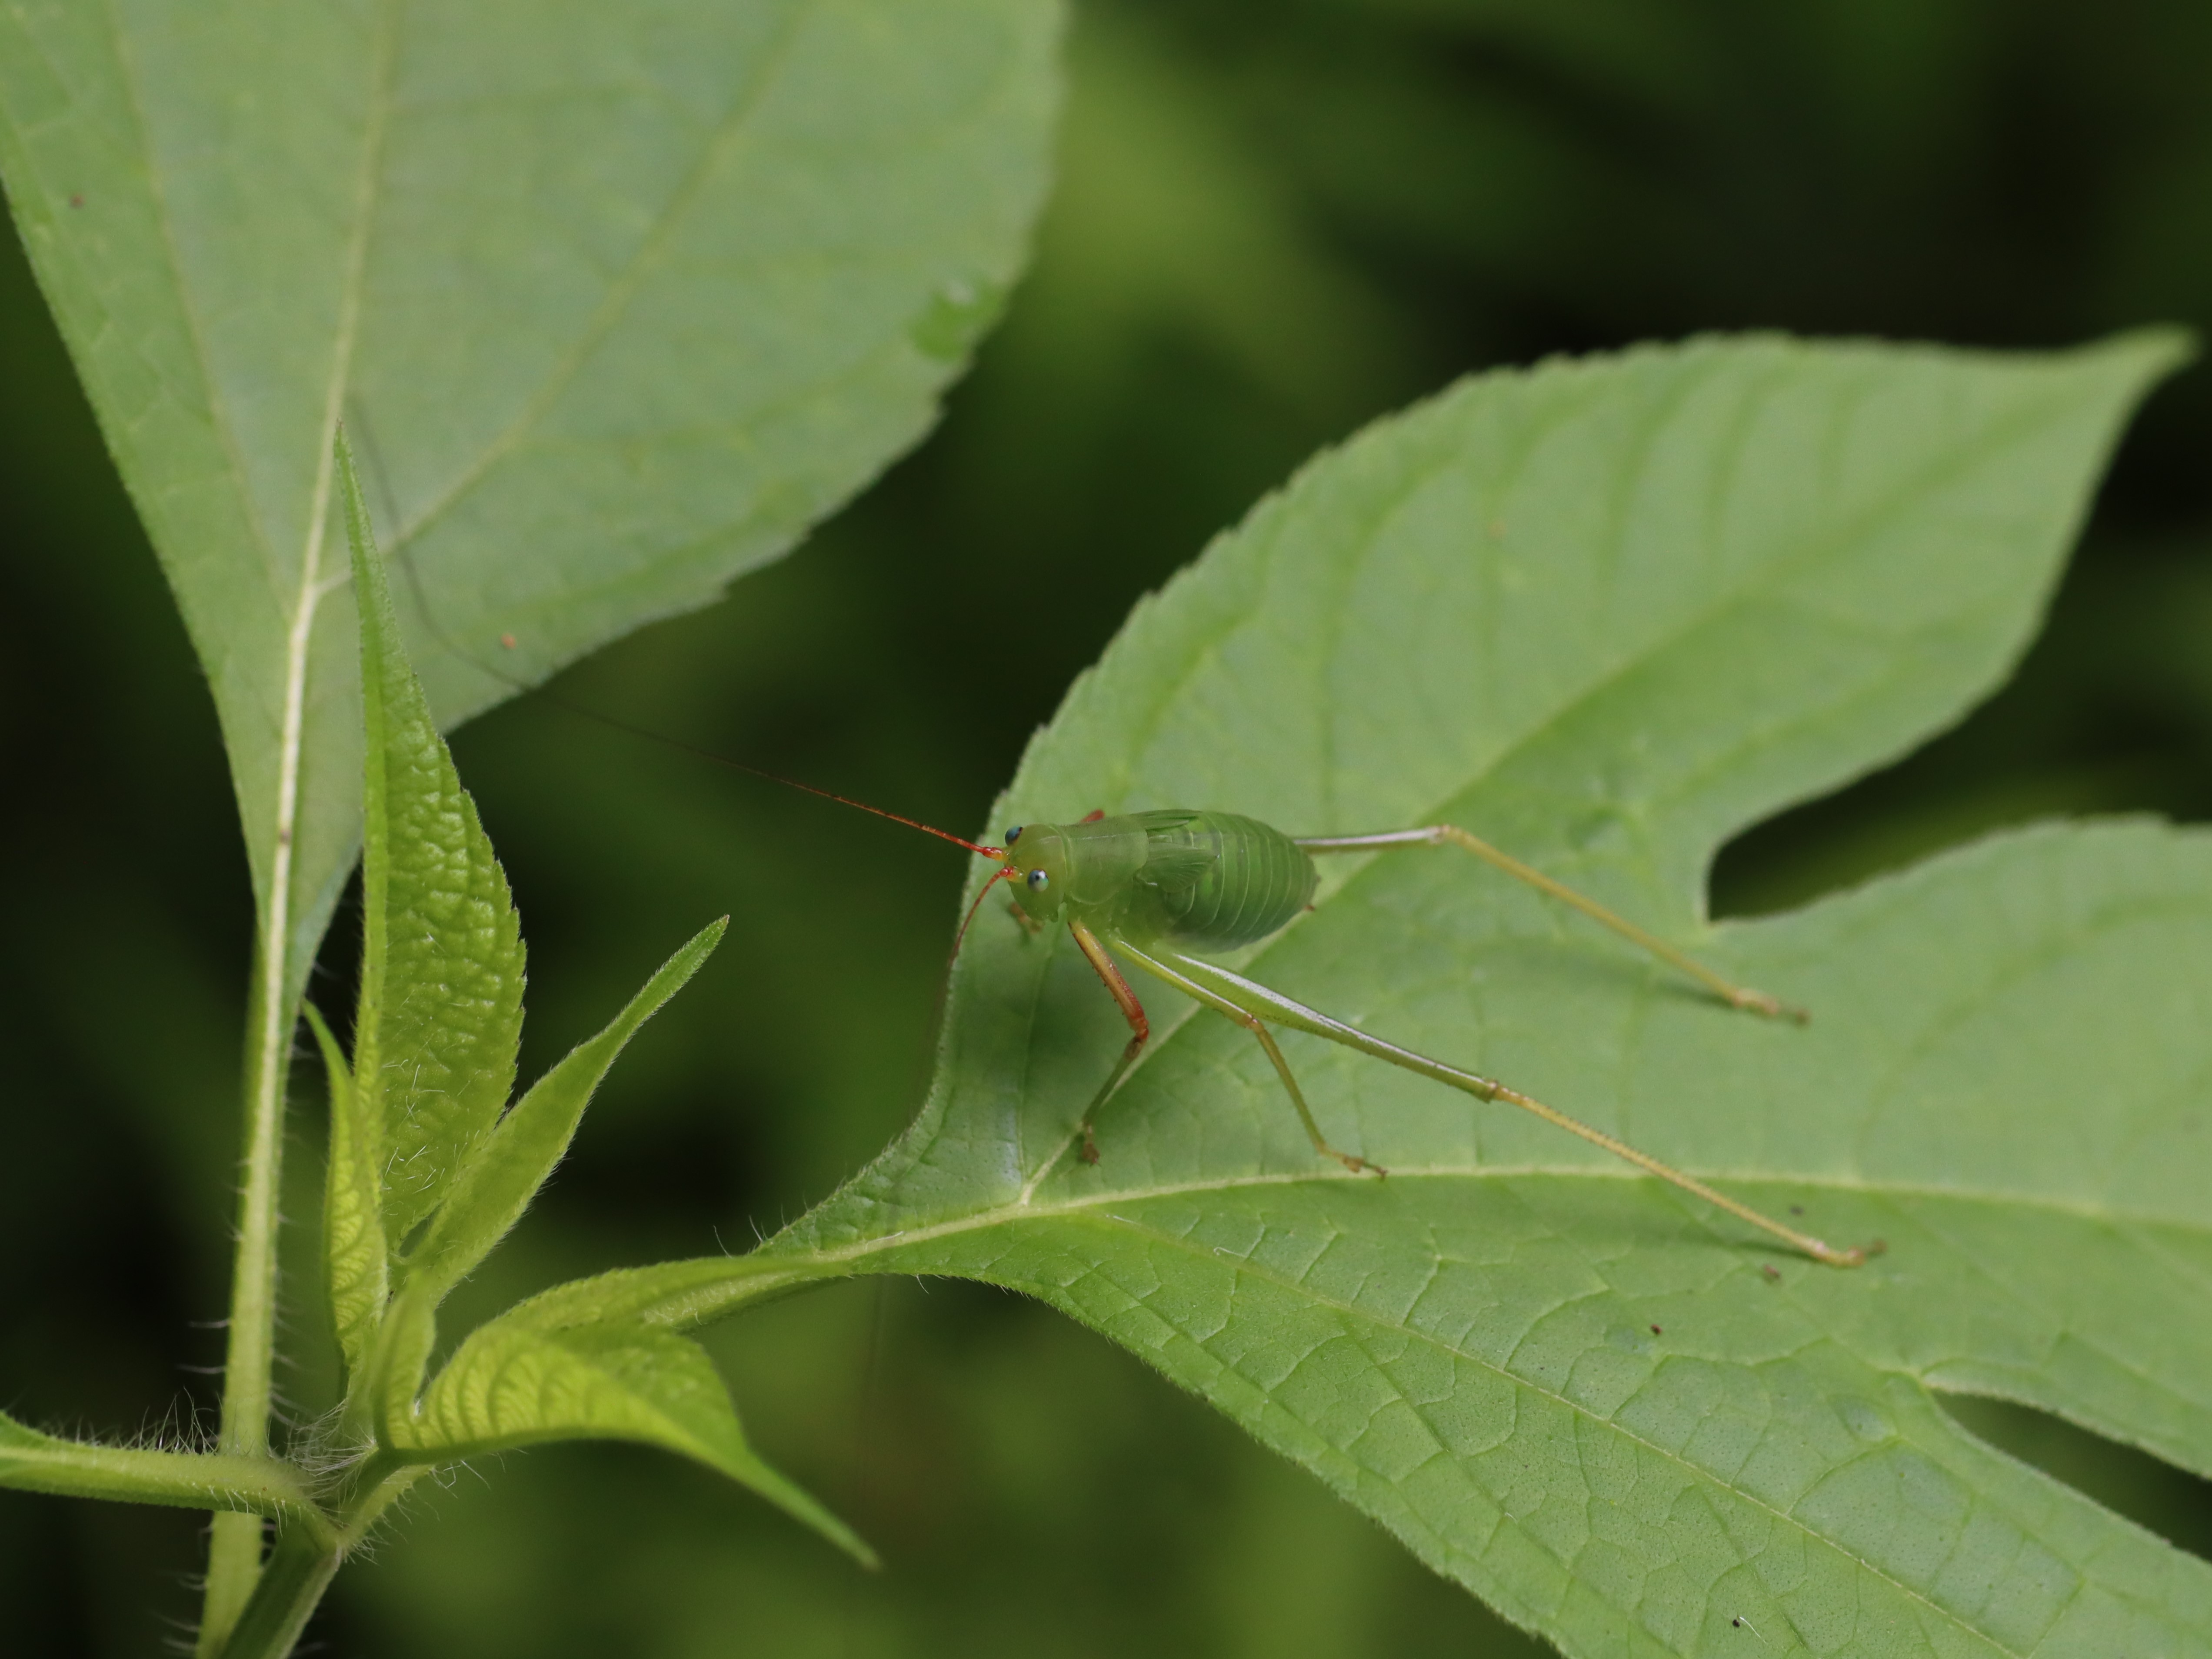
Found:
389,547 -> 1002,862
553,698 -> 1002,860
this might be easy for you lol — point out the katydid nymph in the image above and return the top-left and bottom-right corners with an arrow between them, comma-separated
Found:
953,806 -> 1873,1269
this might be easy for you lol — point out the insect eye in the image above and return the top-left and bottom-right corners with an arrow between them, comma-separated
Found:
1005,826 -> 1023,844
1027,869 -> 1049,890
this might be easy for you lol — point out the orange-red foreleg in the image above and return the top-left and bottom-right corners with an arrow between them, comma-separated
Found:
1068,919 -> 1149,1163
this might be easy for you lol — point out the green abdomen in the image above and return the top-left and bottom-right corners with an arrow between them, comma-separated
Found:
1126,810 -> 1317,951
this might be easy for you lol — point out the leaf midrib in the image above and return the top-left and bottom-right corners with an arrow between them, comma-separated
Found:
752,1160 -> 2212,1513
786,1166 -> 2212,1270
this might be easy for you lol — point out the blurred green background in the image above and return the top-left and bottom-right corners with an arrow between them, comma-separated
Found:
5,1 -> 2211,1653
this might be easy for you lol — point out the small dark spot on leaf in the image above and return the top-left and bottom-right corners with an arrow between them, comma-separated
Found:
1760,1264 -> 1781,1282
1789,1205 -> 1804,1215
500,632 -> 517,649
1649,1324 -> 1662,1336
69,193 -> 85,208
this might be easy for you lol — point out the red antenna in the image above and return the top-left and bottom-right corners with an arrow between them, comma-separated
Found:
459,647 -> 1003,859
680,743 -> 1003,861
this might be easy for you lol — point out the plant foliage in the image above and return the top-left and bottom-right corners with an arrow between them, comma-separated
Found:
0,0 -> 1060,1004
4,9 -> 2206,1651
0,7 -> 1056,1649
327,441 -> 864,1560
571,333 -> 2212,1656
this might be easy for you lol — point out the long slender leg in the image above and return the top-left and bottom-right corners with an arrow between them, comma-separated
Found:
1088,939 -> 1382,1176
1296,826 -> 1805,1021
1116,937 -> 1868,1267
1066,919 -> 1150,1164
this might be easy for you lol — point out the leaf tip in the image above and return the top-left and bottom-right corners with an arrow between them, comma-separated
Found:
2084,322 -> 2198,386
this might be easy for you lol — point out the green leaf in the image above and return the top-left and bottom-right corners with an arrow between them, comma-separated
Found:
346,435 -> 526,1250
402,919 -> 729,1308
306,1000 -> 383,1384
691,334 -> 2205,1653
398,1314 -> 873,1569
0,0 -> 1061,1009
368,921 -> 729,1425
0,1410 -> 323,1532
330,462 -> 844,1563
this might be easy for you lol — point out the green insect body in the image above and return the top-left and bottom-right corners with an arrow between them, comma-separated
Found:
1006,810 -> 1315,950
992,808 -> 1871,1269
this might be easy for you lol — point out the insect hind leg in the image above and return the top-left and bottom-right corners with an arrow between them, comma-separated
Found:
1103,938 -> 1384,1177
1117,939 -> 1867,1267
1295,825 -> 1806,1022
1240,1016 -> 1383,1176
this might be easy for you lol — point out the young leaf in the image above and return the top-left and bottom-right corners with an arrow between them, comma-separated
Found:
305,1002 -> 383,1384
672,334 -> 2206,1655
396,1316 -> 873,1569
0,0 -> 1061,1011
399,920 -> 729,1310
368,922 -> 729,1426
344,435 -> 526,1250
0,1410 -> 322,1531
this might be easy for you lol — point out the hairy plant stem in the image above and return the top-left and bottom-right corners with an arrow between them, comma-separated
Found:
211,1529 -> 338,1659
213,1456 -> 420,1659
207,1247 -> 852,1656
203,1 -> 396,1642
199,929 -> 300,1655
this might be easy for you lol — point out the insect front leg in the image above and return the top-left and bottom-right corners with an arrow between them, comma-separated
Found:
1295,825 -> 1806,1022
1066,919 -> 1150,1164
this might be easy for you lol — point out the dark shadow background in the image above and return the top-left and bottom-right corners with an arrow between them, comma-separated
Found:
3,1 -> 2210,1653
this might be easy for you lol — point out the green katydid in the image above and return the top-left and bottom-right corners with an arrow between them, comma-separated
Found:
943,806 -> 1872,1269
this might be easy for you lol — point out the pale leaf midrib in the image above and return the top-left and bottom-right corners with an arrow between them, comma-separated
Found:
904,1166 -> 2212,1249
